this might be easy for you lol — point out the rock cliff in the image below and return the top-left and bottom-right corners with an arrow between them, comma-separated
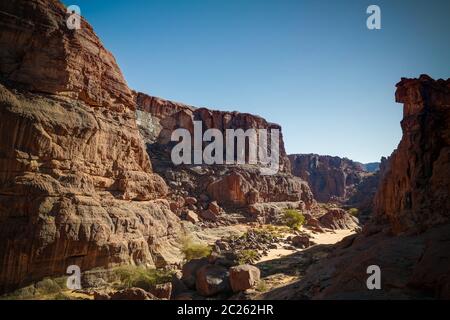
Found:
289,154 -> 379,206
263,76 -> 450,299
0,0 -> 182,292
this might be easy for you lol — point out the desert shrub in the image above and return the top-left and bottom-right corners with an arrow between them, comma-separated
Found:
282,209 -> 305,230
237,249 -> 259,264
181,238 -> 212,262
255,280 -> 268,292
348,208 -> 359,217
114,266 -> 174,291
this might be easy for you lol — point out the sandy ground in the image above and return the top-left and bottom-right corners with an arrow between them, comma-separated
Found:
257,228 -> 356,263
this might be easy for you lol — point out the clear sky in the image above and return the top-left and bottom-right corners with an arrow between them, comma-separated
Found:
63,0 -> 450,163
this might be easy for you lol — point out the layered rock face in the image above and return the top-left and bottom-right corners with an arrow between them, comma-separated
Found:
263,76 -> 450,300
136,91 -> 314,218
289,154 -> 378,204
374,75 -> 450,234
0,0 -> 182,292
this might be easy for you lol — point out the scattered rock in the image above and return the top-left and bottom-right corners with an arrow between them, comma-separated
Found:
181,258 -> 209,289
319,208 -> 359,230
291,235 -> 311,248
208,201 -> 222,215
185,197 -> 197,206
149,282 -> 172,300
229,265 -> 261,292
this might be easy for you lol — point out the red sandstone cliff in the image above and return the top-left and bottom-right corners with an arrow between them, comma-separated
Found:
0,0 -> 182,292
135,91 -> 314,221
374,75 -> 450,233
262,76 -> 450,300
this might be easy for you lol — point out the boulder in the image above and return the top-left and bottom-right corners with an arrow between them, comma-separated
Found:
181,258 -> 209,289
291,235 -> 311,248
200,209 -> 219,222
149,282 -> 172,300
319,208 -> 359,230
195,264 -> 231,296
185,197 -> 198,205
185,210 -> 199,224
229,265 -> 261,292
208,201 -> 222,215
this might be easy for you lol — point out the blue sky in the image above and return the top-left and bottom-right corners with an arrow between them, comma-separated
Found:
63,0 -> 450,163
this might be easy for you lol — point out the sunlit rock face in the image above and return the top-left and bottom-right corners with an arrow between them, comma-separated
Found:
262,76 -> 450,300
0,0 -> 183,292
134,91 -> 315,211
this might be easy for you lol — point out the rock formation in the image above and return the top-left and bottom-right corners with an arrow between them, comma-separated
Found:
262,76 -> 450,300
0,0 -> 182,292
289,154 -> 378,203
135,91 -> 314,220
374,75 -> 450,234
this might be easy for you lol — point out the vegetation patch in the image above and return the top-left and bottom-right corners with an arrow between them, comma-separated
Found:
113,266 -> 174,291
282,209 -> 305,230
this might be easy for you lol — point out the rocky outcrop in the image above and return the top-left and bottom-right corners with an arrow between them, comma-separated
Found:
0,0 -> 183,292
374,75 -> 450,234
288,154 -> 378,203
262,76 -> 450,300
135,92 -> 314,218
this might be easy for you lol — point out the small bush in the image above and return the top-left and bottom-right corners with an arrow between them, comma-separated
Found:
237,249 -> 259,264
282,209 -> 305,230
255,280 -> 268,292
181,238 -> 212,262
114,266 -> 174,291
348,208 -> 359,217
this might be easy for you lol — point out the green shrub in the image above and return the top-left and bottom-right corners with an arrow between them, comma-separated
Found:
255,280 -> 268,292
282,209 -> 305,230
0,285 -> 36,300
348,208 -> 359,217
181,238 -> 212,262
114,266 -> 174,291
237,249 -> 259,264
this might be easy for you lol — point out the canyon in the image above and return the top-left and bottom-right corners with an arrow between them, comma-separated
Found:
0,0 -> 449,300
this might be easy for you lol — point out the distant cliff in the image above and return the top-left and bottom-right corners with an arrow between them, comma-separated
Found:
288,154 -> 379,204
263,75 -> 450,300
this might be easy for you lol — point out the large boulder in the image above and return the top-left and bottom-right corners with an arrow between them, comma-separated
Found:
229,265 -> 261,292
291,235 -> 311,249
319,208 -> 359,230
195,264 -> 231,297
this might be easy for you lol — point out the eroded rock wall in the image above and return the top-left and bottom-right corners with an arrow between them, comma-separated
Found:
0,0 -> 182,292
